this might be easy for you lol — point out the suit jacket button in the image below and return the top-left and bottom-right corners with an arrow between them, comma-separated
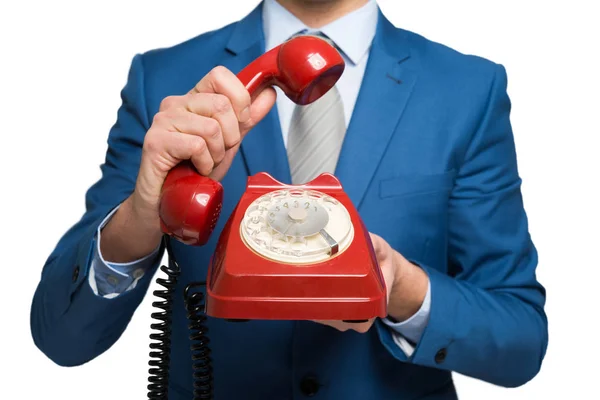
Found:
435,348 -> 447,364
300,375 -> 320,397
72,265 -> 80,282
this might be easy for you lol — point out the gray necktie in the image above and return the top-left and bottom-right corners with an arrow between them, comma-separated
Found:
286,66 -> 346,185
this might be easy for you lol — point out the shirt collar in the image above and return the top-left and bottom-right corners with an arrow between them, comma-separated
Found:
262,0 -> 378,66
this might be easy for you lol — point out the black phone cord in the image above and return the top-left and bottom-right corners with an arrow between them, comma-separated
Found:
147,239 -> 214,400
184,282 -> 214,399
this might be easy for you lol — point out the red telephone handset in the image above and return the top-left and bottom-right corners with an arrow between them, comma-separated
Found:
158,36 -> 345,245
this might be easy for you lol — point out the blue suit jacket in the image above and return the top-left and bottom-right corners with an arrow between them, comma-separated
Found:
31,4 -> 548,399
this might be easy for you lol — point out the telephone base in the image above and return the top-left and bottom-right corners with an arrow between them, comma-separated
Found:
204,172 -> 387,322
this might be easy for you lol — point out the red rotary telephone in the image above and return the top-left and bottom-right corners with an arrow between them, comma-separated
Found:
147,35 -> 386,399
159,35 -> 386,321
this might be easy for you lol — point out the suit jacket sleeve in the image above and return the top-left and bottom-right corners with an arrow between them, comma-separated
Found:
375,64 -> 548,387
30,54 -> 163,366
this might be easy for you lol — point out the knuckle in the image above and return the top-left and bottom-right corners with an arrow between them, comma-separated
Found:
163,108 -> 180,120
192,137 -> 208,155
143,133 -> 161,154
209,65 -> 228,80
159,95 -> 178,111
207,156 -> 215,169
224,132 -> 241,149
192,80 -> 203,94
239,89 -> 251,108
188,92 -> 204,109
196,155 -> 214,175
212,94 -> 232,114
152,111 -> 169,126
215,150 -> 226,163
205,118 -> 222,139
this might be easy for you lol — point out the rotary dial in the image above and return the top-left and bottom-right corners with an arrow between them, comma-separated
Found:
240,189 -> 354,264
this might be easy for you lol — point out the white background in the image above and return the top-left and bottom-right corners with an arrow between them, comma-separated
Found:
1,0 -> 599,398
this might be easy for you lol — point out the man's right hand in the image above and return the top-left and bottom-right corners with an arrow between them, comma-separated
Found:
100,66 -> 277,263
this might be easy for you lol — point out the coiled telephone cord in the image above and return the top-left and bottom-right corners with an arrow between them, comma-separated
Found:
184,282 -> 213,399
147,239 -> 214,400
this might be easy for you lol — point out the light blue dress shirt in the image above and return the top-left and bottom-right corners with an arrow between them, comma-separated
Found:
89,0 -> 431,353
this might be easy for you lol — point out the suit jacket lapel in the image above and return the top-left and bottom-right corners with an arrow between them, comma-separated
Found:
335,11 -> 419,208
219,3 -> 291,184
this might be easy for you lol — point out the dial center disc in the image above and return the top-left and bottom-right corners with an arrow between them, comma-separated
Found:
267,198 -> 329,237
288,207 -> 307,221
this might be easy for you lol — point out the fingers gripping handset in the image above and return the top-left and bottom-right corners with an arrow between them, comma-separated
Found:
158,35 -> 345,245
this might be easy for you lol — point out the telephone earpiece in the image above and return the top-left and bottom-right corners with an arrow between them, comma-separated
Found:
159,35 -> 345,245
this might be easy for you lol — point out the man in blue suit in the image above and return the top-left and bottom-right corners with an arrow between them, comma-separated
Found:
30,0 -> 548,398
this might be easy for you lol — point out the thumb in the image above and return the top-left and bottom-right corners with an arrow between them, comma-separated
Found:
240,87 -> 277,136
369,233 -> 389,263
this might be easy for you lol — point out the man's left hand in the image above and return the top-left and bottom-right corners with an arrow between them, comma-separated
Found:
314,233 -> 430,333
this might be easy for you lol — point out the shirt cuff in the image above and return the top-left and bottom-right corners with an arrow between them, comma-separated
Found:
88,204 -> 162,299
381,280 -> 432,356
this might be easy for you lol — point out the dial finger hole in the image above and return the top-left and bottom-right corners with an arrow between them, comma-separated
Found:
270,238 -> 288,253
248,210 -> 263,219
308,191 -> 322,200
323,196 -> 338,205
255,230 -> 272,247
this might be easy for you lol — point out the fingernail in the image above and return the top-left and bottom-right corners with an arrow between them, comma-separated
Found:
240,106 -> 250,122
